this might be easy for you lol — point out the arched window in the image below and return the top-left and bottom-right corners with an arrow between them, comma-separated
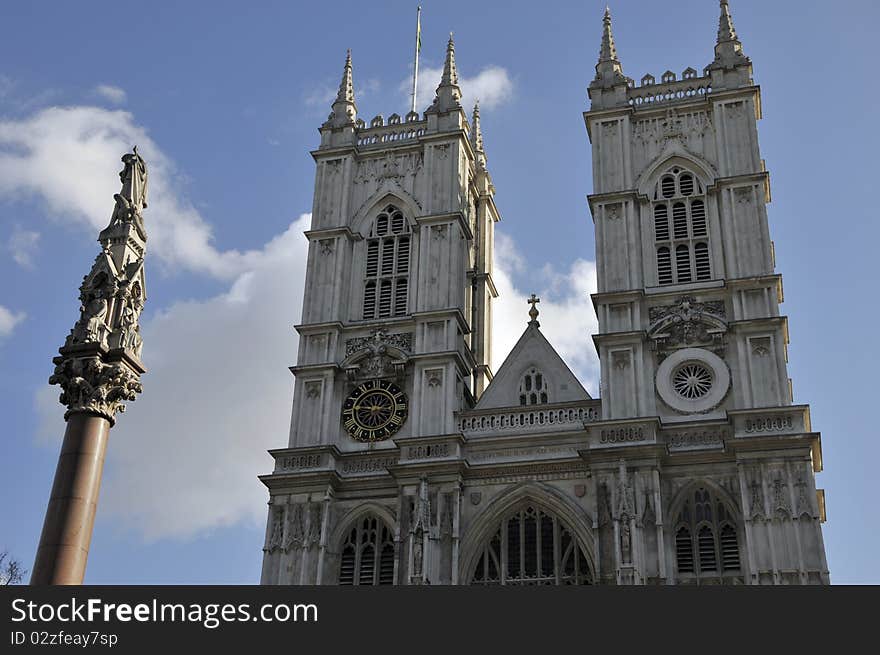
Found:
652,166 -> 713,285
470,504 -> 593,585
674,486 -> 742,584
518,367 -> 549,406
363,205 -> 411,319
338,514 -> 395,585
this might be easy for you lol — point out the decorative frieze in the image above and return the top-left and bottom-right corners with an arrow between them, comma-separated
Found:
665,427 -> 727,451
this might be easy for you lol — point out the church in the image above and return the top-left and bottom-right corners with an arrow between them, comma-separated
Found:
258,2 -> 829,585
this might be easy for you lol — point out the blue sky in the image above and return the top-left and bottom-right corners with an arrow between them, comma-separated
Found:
0,0 -> 877,584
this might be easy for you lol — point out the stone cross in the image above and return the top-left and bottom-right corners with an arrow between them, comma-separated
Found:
527,293 -> 540,325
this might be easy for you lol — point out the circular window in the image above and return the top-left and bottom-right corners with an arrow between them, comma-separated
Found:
672,362 -> 713,399
656,348 -> 730,414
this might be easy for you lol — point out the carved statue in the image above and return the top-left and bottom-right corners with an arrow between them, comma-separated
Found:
104,147 -> 148,236
82,296 -> 109,343
119,147 -> 148,210
620,520 -> 632,564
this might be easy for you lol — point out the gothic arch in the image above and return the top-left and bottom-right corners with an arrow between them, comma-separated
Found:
351,189 -> 420,236
666,478 -> 742,525
328,502 -> 398,555
458,481 -> 596,584
636,150 -> 717,199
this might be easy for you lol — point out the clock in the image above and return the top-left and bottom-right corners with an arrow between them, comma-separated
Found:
342,379 -> 408,442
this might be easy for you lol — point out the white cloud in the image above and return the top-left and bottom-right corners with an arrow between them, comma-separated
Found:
36,214 -> 311,540
0,304 -> 25,340
94,84 -> 127,105
403,65 -> 514,112
0,106 -> 274,280
7,225 -> 40,268
491,231 -> 600,395
94,214 -> 310,540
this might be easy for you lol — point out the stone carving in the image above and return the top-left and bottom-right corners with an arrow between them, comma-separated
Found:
440,492 -> 454,537
751,337 -> 771,356
102,148 -> 148,239
794,476 -> 812,517
620,519 -> 632,564
410,477 -> 430,583
284,504 -> 305,551
598,482 -> 612,526
605,203 -> 622,221
734,187 -> 752,205
612,351 -> 630,370
574,484 -> 586,498
749,477 -> 765,520
267,506 -> 284,552
305,381 -> 322,399
319,239 -> 334,255
617,461 -> 634,520
470,492 -> 482,506
52,149 -> 148,424
49,356 -> 143,424
306,502 -> 323,547
344,328 -> 411,380
648,295 -> 727,359
431,224 -> 448,240
771,474 -> 791,517
425,369 -> 443,388
345,329 -> 412,357
354,152 -> 423,185
642,490 -> 656,525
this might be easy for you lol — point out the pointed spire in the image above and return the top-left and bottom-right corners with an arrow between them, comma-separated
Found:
599,6 -> 618,63
428,34 -> 462,113
710,0 -> 748,69
326,49 -> 357,127
336,49 -> 354,104
592,6 -> 626,88
441,33 -> 459,87
470,101 -> 487,170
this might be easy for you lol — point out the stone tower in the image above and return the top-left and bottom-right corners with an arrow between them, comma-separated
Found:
260,2 -> 829,586
260,39 -> 500,584
585,3 -> 828,583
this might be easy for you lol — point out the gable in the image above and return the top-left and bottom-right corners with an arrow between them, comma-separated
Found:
475,324 -> 591,410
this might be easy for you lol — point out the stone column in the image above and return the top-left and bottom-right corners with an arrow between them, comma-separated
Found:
31,414 -> 111,585
31,148 -> 149,585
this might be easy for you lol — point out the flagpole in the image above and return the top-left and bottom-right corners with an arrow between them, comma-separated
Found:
411,6 -> 421,114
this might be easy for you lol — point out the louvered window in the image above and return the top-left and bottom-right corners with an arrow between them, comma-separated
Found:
470,504 -> 593,585
654,205 -> 669,241
676,527 -> 695,573
652,167 -> 712,285
362,205 -> 412,319
338,515 -> 395,585
674,486 -> 742,584
694,242 -> 711,281
676,245 -> 692,282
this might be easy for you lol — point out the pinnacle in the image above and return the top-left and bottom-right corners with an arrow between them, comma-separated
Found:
592,6 -> 625,87
441,33 -> 459,87
335,49 -> 355,105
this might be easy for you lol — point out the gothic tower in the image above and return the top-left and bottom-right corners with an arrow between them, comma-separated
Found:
586,3 -> 828,583
260,3 -> 829,586
260,39 -> 501,584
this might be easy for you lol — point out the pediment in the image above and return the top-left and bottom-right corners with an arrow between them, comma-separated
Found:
475,324 -> 590,410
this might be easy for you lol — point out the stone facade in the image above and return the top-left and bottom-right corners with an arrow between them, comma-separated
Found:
260,3 -> 829,585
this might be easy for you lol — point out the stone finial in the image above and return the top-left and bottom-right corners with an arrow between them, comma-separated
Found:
527,293 -> 541,326
592,6 -> 626,88
52,149 -> 148,425
428,34 -> 462,113
709,0 -> 749,69
470,101 -> 486,170
325,49 -> 357,128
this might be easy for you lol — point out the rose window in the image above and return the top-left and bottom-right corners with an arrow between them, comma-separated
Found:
672,362 -> 713,399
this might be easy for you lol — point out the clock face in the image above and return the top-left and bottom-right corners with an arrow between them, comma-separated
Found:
342,379 -> 408,442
